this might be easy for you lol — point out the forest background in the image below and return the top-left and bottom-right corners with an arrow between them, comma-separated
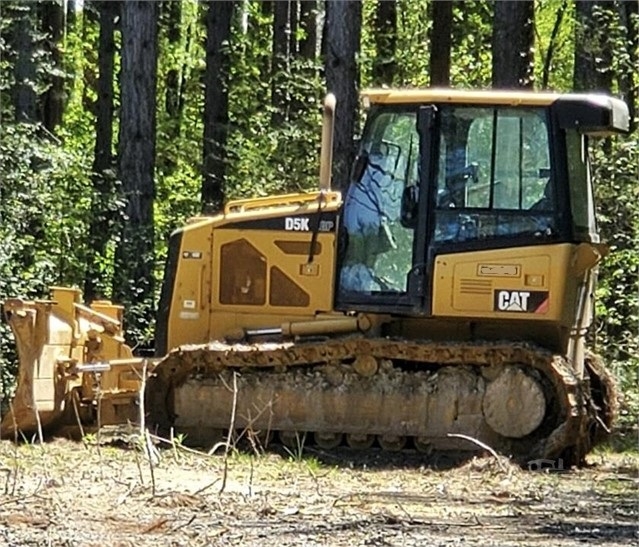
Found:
0,0 -> 637,434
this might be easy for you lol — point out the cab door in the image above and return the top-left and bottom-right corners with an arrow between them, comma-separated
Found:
335,107 -> 425,313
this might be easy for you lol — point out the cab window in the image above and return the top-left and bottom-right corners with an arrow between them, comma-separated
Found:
435,107 -> 556,243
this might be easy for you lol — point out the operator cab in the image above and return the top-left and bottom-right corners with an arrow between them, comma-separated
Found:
335,90 -> 629,314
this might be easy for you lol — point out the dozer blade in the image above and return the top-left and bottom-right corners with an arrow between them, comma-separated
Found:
1,288 -> 145,439
1,297 -> 69,436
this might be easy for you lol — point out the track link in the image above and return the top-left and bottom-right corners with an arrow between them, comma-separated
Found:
147,338 -> 611,466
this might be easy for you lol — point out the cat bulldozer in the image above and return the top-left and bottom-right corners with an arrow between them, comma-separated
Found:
1,89 -> 629,465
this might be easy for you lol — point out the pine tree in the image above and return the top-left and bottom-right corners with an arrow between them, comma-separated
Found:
325,0 -> 362,191
492,0 -> 535,88
201,0 -> 235,214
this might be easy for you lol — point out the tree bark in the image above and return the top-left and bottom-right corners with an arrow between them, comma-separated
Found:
325,0 -> 362,191
201,0 -> 235,214
429,0 -> 452,86
13,4 -> 38,122
299,0 -> 317,61
113,0 -> 159,337
162,0 -> 183,128
40,0 -> 65,132
85,0 -> 118,302
492,0 -> 535,88
372,0 -> 397,86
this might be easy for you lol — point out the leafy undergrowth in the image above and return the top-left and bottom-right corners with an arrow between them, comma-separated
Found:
0,439 -> 637,546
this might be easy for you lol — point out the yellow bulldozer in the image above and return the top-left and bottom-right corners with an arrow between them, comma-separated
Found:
1,88 -> 629,465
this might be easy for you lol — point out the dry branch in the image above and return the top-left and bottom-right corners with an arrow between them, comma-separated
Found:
446,433 -> 509,472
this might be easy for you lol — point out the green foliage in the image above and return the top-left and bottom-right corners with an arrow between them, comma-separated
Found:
0,122 -> 92,402
534,0 -> 575,89
0,2 -> 59,100
226,77 -> 323,198
226,5 -> 324,198
450,1 -> 493,88
0,124 -> 92,293
592,136 -> 639,426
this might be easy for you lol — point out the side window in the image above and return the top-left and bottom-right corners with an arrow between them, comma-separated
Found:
435,107 -> 555,244
566,131 -> 597,240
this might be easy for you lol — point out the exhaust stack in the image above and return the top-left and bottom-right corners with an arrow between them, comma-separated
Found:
319,93 -> 336,191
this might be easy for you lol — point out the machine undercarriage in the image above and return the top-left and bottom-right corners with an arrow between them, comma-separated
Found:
0,291 -> 616,467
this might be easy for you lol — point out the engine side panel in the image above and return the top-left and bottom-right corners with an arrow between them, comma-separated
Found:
433,243 -> 576,321
162,195 -> 342,348
431,243 -> 598,353
209,228 -> 337,339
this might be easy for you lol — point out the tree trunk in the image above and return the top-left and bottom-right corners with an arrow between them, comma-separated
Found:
201,0 -> 235,214
429,0 -> 452,86
40,0 -> 65,132
162,0 -> 183,129
372,0 -> 397,86
492,0 -> 535,88
289,0 -> 299,58
67,0 -> 77,29
325,0 -> 362,192
13,4 -> 38,122
299,0 -> 317,61
113,0 -> 159,339
271,0 -> 290,125
573,1 -> 614,92
84,0 -> 118,302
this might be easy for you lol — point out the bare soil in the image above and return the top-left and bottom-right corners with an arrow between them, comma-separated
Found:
0,438 -> 637,547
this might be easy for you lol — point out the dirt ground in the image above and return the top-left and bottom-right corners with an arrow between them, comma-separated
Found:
0,437 -> 637,547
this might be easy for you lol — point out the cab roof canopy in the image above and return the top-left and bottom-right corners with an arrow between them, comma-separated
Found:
361,88 -> 630,136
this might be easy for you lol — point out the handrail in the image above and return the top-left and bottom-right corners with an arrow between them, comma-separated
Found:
224,190 -> 341,215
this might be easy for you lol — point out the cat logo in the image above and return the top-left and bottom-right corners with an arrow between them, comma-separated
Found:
496,290 -> 530,311
494,290 -> 549,313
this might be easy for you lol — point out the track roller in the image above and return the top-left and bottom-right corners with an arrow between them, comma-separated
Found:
346,433 -> 375,449
414,436 -> 433,454
353,354 -> 378,377
377,434 -> 407,452
482,366 -> 546,438
314,431 -> 344,450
